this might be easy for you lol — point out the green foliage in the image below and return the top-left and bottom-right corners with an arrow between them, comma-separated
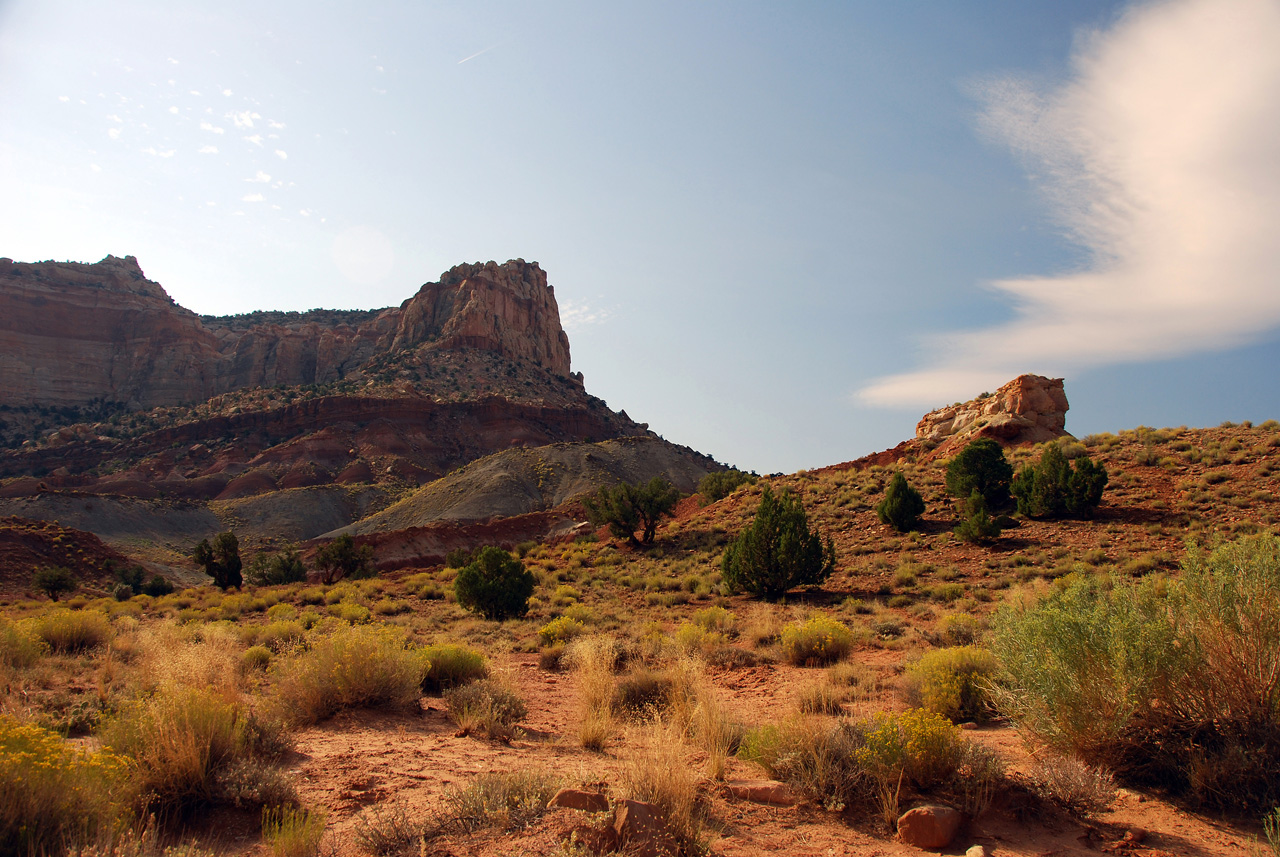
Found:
444,548 -> 473,570
114,565 -> 146,594
992,534 -> 1280,810
583,476 -> 681,546
436,770 -> 559,834
904,646 -> 999,723
538,616 -> 586,647
194,531 -> 243,590
1009,444 -> 1108,518
698,468 -> 757,503
721,485 -> 836,600
142,573 -> 175,596
421,644 -> 489,692
945,438 -> 1012,506
875,472 -> 925,532
247,546 -> 308,586
262,805 -> 326,857
312,534 -> 373,585
954,490 -> 1001,544
33,566 -> 77,601
780,615 -> 855,665
454,546 -> 536,620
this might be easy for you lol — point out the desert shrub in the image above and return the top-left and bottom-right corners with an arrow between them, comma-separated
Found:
326,601 -> 370,624
100,685 -> 261,818
0,715 -> 126,854
1266,808 -> 1280,857
246,546 -> 307,587
371,598 -> 409,616
797,680 -> 848,715
690,605 -> 735,635
454,547 -> 536,620
258,620 -> 306,652
623,718 -> 703,851
1010,444 -> 1108,519
567,635 -> 620,750
443,679 -> 527,740
436,770 -> 558,834
29,608 -> 113,653
538,615 -> 585,647
242,645 -> 272,672
698,469 -> 757,503
33,565 -> 78,601
780,615 -> 854,666
444,548 -> 473,569
945,438 -> 1013,506
262,805 -> 326,857
903,646 -> 998,723
0,617 -> 45,668
739,718 -> 866,811
613,668 -> 677,718
271,624 -> 430,726
937,613 -> 982,647
876,472 -> 925,532
312,534 -> 374,585
583,476 -> 681,546
954,490 -> 1001,544
193,532 -> 243,590
854,708 -> 968,790
142,574 -> 175,597
1027,753 -> 1116,815
722,486 -> 836,600
992,534 -> 1280,810
421,643 -> 488,692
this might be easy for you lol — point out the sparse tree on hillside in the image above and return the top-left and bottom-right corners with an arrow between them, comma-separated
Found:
1011,444 -> 1108,519
33,566 -> 77,601
698,469 -> 758,503
945,438 -> 1013,507
583,477 -> 681,547
722,485 -> 836,601
246,545 -> 308,586
876,472 -> 925,532
954,490 -> 1002,544
193,531 -> 242,590
313,534 -> 374,585
454,546 -> 536,620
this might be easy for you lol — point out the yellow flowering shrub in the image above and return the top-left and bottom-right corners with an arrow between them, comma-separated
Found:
780,615 -> 854,665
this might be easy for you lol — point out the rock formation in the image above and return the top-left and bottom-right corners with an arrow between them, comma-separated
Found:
915,374 -> 1068,453
0,255 -> 573,410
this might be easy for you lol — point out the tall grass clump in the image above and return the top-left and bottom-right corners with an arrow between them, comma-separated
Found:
993,534 -> 1280,810
435,770 -> 559,834
0,618 -> 45,668
623,718 -> 703,851
100,686 -> 259,819
1,716 -> 126,854
262,805 -> 326,857
566,635 -> 620,751
28,609 -> 114,653
903,646 -> 999,723
780,615 -> 854,666
443,679 -> 527,740
271,624 -> 430,726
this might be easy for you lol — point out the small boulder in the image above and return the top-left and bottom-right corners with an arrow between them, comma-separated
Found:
897,804 -> 963,849
614,798 -> 679,857
965,846 -> 987,857
724,779 -> 797,806
548,787 -> 610,813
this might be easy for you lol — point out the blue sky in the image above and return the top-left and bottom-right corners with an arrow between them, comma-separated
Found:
2,0 -> 1277,474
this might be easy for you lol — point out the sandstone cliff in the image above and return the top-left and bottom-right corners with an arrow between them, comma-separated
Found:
915,374 -> 1068,453
0,255 -> 573,410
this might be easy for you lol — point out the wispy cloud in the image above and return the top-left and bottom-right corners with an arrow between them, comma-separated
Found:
241,193 -> 264,203
198,145 -> 218,154
560,300 -> 613,332
458,44 -> 500,64
859,0 -> 1280,408
246,171 -> 271,183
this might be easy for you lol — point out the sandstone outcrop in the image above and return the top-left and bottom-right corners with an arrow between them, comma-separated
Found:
0,255 -> 573,410
915,374 -> 1068,454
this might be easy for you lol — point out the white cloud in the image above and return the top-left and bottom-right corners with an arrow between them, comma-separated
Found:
560,300 -> 614,331
106,114 -> 122,123
58,95 -> 69,103
199,121 -> 225,134
168,106 -> 179,115
107,127 -> 121,140
229,110 -> 260,128
243,134 -> 263,146
241,193 -> 264,202
222,89 -> 233,97
274,149 -> 287,159
90,164 -> 101,172
268,120 -> 286,129
198,145 -> 218,154
859,0 -> 1280,408
246,171 -> 271,183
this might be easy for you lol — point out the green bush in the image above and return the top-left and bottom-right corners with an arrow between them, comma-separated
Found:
954,490 -> 1001,544
698,469 -> 757,503
538,616 -> 585,647
903,646 -> 998,723
780,615 -> 854,666
246,546 -> 308,586
142,574 -> 175,597
1010,444 -> 1108,518
945,438 -> 1012,506
992,534 -> 1280,810
876,472 -> 925,533
421,643 -> 488,692
194,531 -> 243,590
33,566 -> 78,602
436,770 -> 559,834
242,645 -> 272,672
583,477 -> 681,546
722,486 -> 836,600
313,534 -> 374,585
454,547 -> 536,620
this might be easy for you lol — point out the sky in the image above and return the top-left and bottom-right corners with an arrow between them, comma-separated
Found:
1,0 -> 1277,474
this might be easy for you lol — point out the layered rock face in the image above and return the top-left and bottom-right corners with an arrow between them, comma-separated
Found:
0,255 -> 573,409
916,374 -> 1069,451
